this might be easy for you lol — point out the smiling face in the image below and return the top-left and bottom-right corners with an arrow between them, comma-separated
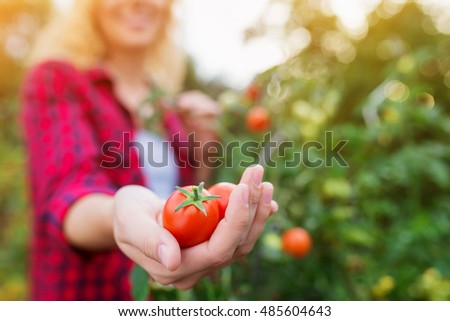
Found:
96,0 -> 170,52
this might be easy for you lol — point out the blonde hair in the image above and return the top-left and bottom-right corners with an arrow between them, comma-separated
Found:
29,0 -> 185,94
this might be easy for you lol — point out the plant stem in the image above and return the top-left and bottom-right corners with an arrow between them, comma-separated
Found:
192,187 -> 199,201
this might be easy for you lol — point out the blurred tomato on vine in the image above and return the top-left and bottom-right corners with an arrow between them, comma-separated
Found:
246,106 -> 270,133
245,84 -> 262,103
281,227 -> 312,258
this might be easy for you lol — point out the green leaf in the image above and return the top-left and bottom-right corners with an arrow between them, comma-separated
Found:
130,264 -> 150,301
174,198 -> 194,212
194,200 -> 207,216
175,186 -> 193,198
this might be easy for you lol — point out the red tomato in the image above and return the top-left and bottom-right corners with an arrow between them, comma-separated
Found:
246,106 -> 270,133
163,183 -> 219,248
245,84 -> 262,102
281,227 -> 312,258
208,182 -> 236,220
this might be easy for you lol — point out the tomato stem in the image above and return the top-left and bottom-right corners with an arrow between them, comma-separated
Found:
192,186 -> 199,201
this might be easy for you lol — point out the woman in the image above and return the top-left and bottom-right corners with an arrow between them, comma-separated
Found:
21,0 -> 276,300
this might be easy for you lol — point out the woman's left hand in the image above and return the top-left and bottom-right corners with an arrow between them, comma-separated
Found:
176,90 -> 221,134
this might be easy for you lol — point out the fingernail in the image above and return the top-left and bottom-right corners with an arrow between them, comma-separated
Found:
263,187 -> 273,206
158,244 -> 169,268
252,166 -> 263,187
272,201 -> 279,213
241,185 -> 249,208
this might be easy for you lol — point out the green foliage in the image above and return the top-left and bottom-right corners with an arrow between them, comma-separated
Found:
130,265 -> 150,301
0,0 -> 51,300
150,1 -> 450,300
0,98 -> 29,300
0,0 -> 51,96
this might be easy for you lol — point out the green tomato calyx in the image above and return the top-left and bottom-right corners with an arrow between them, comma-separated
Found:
174,182 -> 221,216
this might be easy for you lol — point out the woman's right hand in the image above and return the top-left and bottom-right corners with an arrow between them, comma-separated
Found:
113,165 -> 277,289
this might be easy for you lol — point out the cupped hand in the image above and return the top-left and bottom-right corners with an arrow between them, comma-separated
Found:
113,165 -> 277,289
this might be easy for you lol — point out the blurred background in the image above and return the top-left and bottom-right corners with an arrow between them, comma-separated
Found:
1,0 -> 450,300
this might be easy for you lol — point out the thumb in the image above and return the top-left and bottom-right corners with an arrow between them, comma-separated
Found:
113,185 -> 182,271
139,220 -> 181,271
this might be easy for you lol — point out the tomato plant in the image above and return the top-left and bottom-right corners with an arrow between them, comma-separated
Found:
246,106 -> 270,133
134,2 -> 450,300
208,182 -> 236,220
163,182 -> 220,248
281,228 -> 312,258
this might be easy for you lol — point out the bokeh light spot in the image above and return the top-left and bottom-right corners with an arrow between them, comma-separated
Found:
384,80 -> 410,102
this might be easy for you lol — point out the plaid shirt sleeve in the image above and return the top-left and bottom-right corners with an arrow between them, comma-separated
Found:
20,60 -> 195,300
21,61 -> 117,243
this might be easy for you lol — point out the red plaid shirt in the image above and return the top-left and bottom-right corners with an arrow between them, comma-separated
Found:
21,60 -> 194,300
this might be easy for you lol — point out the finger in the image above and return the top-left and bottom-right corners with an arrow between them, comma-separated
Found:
176,90 -> 202,108
171,271 -> 208,290
169,258 -> 230,290
270,200 -> 278,215
236,182 -> 274,257
133,246 -> 215,286
238,165 -> 264,239
140,219 -> 181,271
207,183 -> 250,254
116,218 -> 181,271
117,241 -> 187,287
180,105 -> 221,118
124,246 -> 203,287
176,91 -> 221,116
